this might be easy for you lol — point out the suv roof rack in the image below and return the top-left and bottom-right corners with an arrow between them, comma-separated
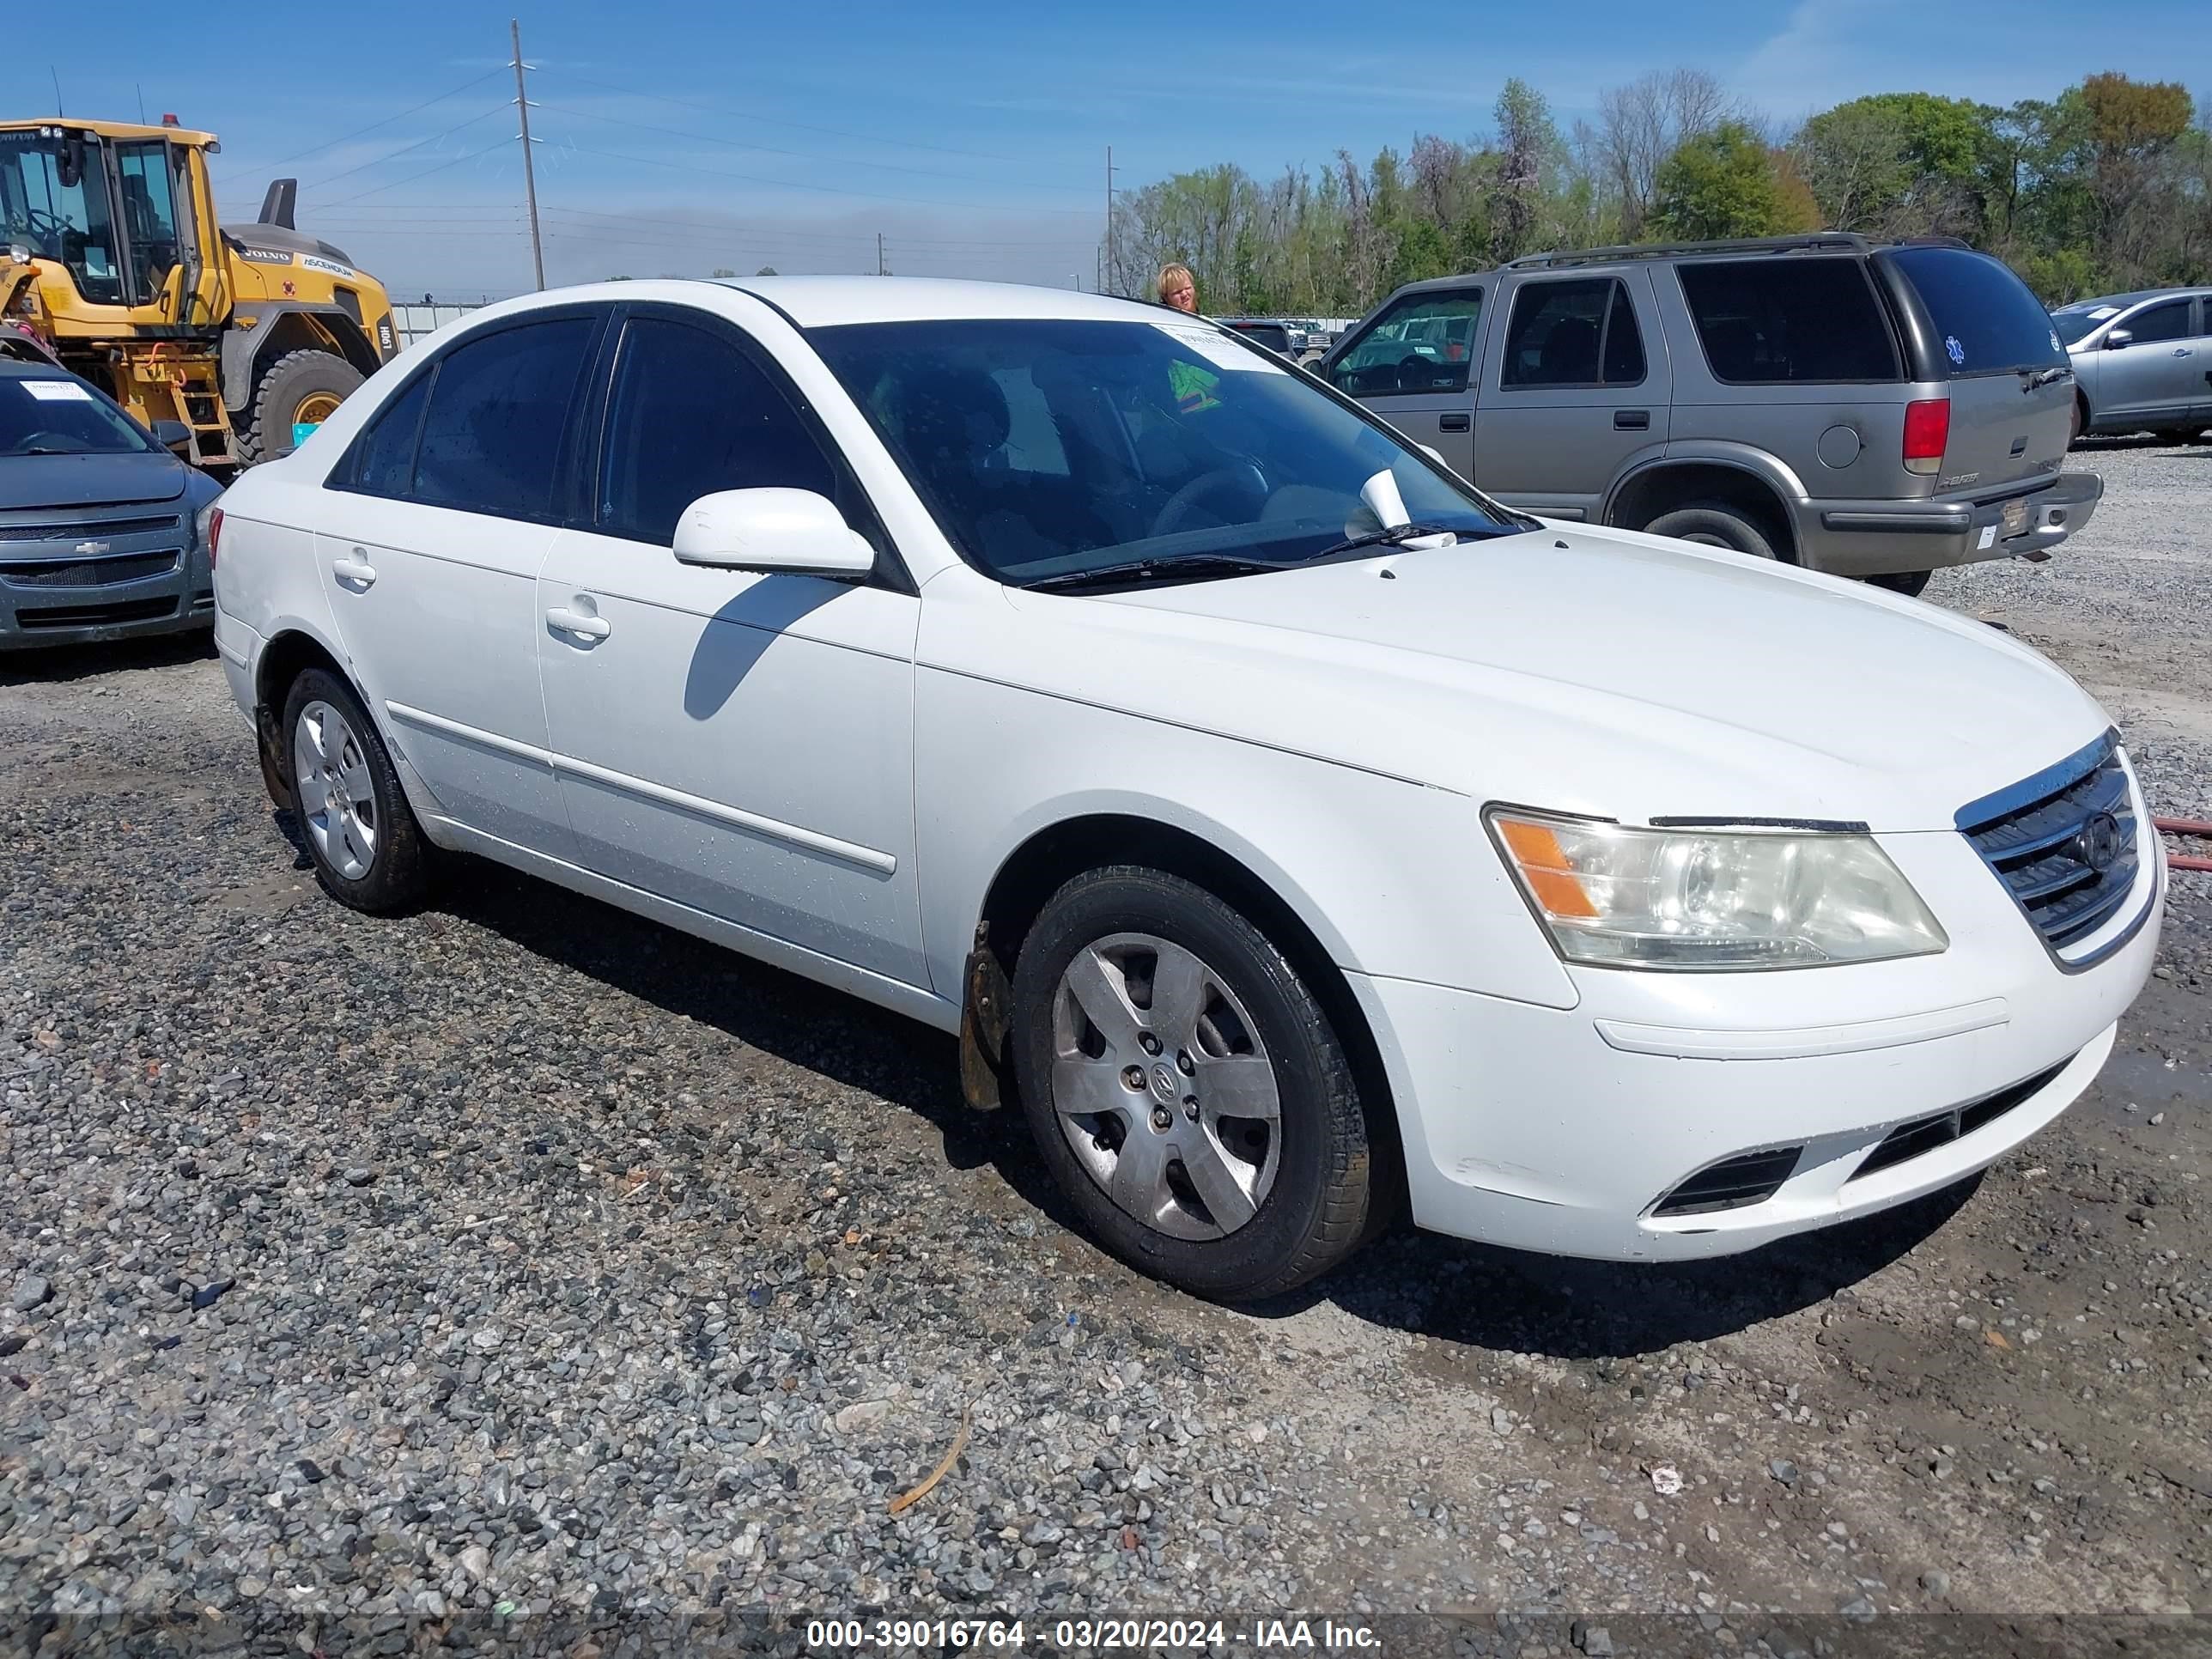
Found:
1504,233 -> 1876,271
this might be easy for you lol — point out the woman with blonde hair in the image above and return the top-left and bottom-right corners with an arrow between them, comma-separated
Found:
1156,263 -> 1198,313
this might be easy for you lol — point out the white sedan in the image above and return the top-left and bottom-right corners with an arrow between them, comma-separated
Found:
209,278 -> 2161,1301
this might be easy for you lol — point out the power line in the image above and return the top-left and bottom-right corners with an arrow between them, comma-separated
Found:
554,70 -> 1039,165
544,140 -> 1097,216
533,100 -> 1091,194
308,139 -> 512,210
217,68 -> 508,177
289,104 -> 509,197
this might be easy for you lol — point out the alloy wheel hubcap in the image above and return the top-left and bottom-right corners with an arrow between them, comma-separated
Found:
292,701 -> 377,880
1050,932 -> 1281,1240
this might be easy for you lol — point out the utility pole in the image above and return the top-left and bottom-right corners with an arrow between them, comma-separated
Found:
1103,145 -> 1116,296
877,232 -> 886,276
511,19 -> 545,291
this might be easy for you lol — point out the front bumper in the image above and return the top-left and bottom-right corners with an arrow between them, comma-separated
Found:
1352,781 -> 2162,1261
1802,470 -> 2103,578
0,543 -> 212,649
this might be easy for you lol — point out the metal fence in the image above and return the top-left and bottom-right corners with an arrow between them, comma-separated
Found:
389,304 -> 487,352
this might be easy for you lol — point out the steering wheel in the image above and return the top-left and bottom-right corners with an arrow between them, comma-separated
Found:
18,209 -> 70,246
1151,462 -> 1268,539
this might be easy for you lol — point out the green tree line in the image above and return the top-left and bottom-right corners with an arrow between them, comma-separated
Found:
1107,70 -> 2212,316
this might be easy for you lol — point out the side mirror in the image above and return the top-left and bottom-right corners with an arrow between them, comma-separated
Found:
152,419 -> 192,456
672,488 -> 875,576
2103,329 -> 2133,349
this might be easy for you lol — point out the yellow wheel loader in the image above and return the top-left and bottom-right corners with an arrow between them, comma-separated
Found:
0,118 -> 398,471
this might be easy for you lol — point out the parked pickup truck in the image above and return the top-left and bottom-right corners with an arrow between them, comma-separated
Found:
1323,234 -> 2102,598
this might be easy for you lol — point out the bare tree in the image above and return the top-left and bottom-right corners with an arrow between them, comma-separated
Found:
1599,68 -> 1732,236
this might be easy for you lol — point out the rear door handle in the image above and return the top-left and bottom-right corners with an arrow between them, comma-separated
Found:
1437,411 -> 1471,432
1613,409 -> 1651,430
545,605 -> 611,641
2174,347 -> 2194,358
330,551 -> 377,587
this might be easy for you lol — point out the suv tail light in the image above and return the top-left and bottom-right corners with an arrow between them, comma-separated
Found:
1903,398 -> 1950,477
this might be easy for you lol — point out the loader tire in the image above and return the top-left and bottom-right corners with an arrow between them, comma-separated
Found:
236,349 -> 363,466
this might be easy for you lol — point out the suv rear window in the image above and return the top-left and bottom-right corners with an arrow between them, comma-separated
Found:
1884,246 -> 2067,376
1677,258 -> 1901,384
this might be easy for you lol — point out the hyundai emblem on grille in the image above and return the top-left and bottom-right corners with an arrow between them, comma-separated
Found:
2076,811 -> 2123,872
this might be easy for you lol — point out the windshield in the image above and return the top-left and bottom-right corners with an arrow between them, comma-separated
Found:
812,316 -> 1523,586
2050,303 -> 2124,346
0,375 -> 156,456
0,130 -> 125,305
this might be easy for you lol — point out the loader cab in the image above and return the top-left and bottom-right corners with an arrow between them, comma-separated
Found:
0,120 -> 226,325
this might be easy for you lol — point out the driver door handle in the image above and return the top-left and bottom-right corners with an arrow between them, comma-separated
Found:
330,551 -> 377,588
545,605 -> 611,641
2174,347 -> 2194,357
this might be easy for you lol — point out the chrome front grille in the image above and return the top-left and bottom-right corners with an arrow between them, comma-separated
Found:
1958,734 -> 2139,952
0,514 -> 180,543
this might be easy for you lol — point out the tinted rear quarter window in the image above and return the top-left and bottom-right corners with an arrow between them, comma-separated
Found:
342,372 -> 431,495
1676,258 -> 1900,383
411,317 -> 598,519
1883,246 -> 2066,375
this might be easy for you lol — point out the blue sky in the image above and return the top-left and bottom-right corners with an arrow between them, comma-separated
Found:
3,1 -> 2206,299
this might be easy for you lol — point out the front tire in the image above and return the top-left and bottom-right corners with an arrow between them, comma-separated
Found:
1011,866 -> 1376,1302
281,668 -> 431,913
237,349 -> 364,465
1642,501 -> 1778,559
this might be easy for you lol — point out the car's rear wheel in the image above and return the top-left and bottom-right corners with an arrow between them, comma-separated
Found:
1011,866 -> 1376,1302
1641,501 -> 1778,559
2155,427 -> 2203,446
282,668 -> 431,913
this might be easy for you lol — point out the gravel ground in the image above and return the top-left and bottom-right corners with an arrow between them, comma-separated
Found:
3,447 -> 2208,1654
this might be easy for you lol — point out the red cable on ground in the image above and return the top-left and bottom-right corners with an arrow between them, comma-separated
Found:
2154,816 -> 2212,873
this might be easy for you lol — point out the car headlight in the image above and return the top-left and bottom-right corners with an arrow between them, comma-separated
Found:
1487,808 -> 1948,970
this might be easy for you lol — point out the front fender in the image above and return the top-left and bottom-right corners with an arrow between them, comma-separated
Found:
914,665 -> 1580,1015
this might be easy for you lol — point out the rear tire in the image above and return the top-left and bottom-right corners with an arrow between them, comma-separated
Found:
1866,570 -> 1933,599
280,668 -> 431,914
1642,501 -> 1778,560
236,349 -> 364,465
1011,866 -> 1376,1302
2155,427 -> 2203,446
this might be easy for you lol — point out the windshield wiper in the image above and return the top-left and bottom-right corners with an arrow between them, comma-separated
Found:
1022,553 -> 1290,593
1311,521 -> 1465,560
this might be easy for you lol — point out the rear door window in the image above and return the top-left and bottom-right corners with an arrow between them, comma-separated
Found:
410,316 -> 599,520
1882,246 -> 2068,376
1328,289 -> 1484,396
1500,278 -> 1645,388
1676,258 -> 1901,383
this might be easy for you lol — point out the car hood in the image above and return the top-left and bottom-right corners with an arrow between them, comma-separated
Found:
0,450 -> 189,511
972,525 -> 2111,833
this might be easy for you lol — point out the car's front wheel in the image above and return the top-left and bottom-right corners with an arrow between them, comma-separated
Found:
282,668 -> 432,913
1012,866 -> 1378,1302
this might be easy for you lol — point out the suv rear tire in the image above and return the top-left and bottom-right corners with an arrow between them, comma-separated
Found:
1642,502 -> 1778,560
1010,866 -> 1376,1303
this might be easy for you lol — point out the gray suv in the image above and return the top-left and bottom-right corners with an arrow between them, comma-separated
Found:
2051,287 -> 2212,442
1323,234 -> 2101,596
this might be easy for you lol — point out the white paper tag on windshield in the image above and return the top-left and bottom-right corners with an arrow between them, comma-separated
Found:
1156,321 -> 1285,374
22,379 -> 93,403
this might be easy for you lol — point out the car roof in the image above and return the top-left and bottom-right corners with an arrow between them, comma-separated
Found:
2054,288 -> 2209,312
708,276 -> 1168,328
0,359 -> 88,381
